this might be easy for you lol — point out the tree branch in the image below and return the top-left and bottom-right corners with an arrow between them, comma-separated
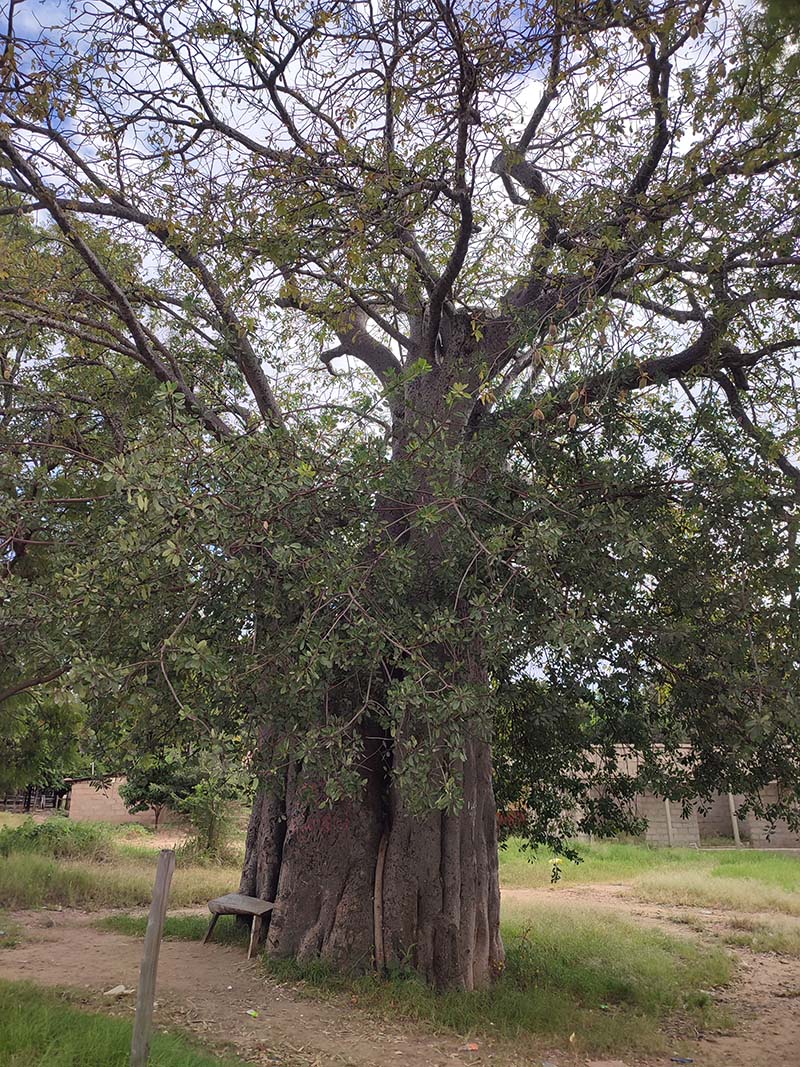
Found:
715,371 -> 800,499
0,667 -> 70,707
0,135 -> 235,438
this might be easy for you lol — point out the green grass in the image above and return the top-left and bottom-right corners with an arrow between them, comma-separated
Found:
97,913 -> 248,946
706,850 -> 800,891
268,904 -> 732,1054
0,818 -> 115,863
0,980 -> 254,1067
498,838 -> 708,887
0,851 -> 238,909
633,870 -> 800,915
0,814 -> 242,909
101,900 -> 732,1054
499,838 -> 800,902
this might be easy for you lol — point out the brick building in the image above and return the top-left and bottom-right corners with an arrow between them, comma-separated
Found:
65,776 -> 180,828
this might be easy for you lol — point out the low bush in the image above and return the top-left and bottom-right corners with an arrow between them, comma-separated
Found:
174,836 -> 243,869
0,818 -> 114,863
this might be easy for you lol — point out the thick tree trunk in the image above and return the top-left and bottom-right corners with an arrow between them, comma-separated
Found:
241,333 -> 504,987
382,736 -> 503,988
240,730 -> 503,989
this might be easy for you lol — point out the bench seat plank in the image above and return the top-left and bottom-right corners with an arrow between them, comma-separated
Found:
204,894 -> 275,959
207,893 -> 274,917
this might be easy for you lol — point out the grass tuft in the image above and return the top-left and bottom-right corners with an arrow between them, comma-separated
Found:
97,913 -> 248,946
633,870 -> 800,915
0,913 -> 21,949
722,915 -> 800,956
0,980 -> 254,1067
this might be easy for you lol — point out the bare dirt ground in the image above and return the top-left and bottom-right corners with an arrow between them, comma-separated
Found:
0,907 -> 562,1067
2,890 -> 800,1067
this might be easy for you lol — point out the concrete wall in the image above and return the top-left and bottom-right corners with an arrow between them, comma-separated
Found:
635,793 -> 700,847
67,777 -> 179,828
697,793 -> 738,841
740,783 -> 800,848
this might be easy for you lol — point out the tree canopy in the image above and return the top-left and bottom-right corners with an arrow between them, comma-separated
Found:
1,0 -> 799,987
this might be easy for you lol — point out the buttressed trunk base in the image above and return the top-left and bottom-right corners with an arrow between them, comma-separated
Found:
240,735 -> 503,990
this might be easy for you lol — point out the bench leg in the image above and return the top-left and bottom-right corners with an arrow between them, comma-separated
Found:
203,913 -> 219,945
247,914 -> 262,960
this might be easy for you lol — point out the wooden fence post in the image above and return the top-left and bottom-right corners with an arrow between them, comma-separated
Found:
130,849 -> 176,1067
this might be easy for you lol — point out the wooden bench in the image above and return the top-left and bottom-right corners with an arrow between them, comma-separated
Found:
203,893 -> 275,960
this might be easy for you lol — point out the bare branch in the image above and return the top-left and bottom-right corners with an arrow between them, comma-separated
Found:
715,371 -> 800,499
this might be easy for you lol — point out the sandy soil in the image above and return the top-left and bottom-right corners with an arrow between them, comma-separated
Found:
2,888 -> 800,1067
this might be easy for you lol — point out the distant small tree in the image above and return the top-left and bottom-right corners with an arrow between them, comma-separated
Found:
121,744 -> 250,851
120,756 -> 201,831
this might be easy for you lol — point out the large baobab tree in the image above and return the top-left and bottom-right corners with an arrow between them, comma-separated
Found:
1,0 -> 799,988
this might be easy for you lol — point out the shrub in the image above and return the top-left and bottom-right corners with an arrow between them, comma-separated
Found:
0,818 -> 114,862
178,783 -> 235,858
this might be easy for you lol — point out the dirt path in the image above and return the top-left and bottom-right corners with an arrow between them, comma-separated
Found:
0,908 -> 561,1067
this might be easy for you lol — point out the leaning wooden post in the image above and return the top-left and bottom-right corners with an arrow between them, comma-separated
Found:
130,849 -> 176,1067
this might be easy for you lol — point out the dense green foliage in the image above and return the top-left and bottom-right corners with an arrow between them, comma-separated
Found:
119,762 -> 199,829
